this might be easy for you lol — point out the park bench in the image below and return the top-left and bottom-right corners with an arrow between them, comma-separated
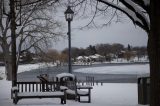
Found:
56,73 -> 93,103
63,80 -> 93,103
11,81 -> 66,104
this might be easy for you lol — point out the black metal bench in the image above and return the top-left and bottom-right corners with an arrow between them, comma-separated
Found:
63,80 -> 93,103
11,82 -> 66,104
56,74 -> 93,103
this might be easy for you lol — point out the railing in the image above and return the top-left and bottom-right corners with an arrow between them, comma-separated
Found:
77,76 -> 103,86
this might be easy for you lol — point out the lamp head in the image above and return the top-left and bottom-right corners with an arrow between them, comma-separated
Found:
64,6 -> 74,21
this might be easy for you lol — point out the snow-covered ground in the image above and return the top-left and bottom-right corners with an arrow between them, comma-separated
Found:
0,62 -> 149,106
0,80 -> 148,106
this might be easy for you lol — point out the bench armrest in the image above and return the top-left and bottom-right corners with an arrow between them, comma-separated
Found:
11,86 -> 19,99
11,87 -> 19,91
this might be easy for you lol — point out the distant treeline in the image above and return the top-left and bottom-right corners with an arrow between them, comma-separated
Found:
0,43 -> 147,64
61,43 -> 147,61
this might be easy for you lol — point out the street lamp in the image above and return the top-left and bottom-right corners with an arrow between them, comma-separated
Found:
64,6 -> 74,73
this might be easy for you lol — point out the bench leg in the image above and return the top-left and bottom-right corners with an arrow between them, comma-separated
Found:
63,91 -> 67,104
78,96 -> 80,102
61,98 -> 66,104
61,98 -> 63,104
64,96 -> 66,104
13,98 -> 18,104
88,95 -> 91,103
88,89 -> 91,103
64,97 -> 66,104
61,97 -> 66,104
13,93 -> 18,104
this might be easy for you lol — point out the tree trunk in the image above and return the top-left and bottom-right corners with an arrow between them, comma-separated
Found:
4,58 -> 12,81
2,43 -> 12,80
149,0 -> 160,106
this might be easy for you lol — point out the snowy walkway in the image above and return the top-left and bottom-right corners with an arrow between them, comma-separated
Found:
0,80 -> 148,106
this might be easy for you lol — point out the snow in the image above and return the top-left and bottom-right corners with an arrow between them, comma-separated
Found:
100,0 -> 143,25
0,80 -> 148,106
66,89 -> 89,95
56,73 -> 76,80
77,89 -> 89,95
106,57 -> 148,63
74,64 -> 149,75
100,0 -> 150,30
137,73 -> 150,78
60,86 -> 68,90
89,54 -> 102,59
66,89 -> 76,95
17,92 -> 64,97
77,56 -> 89,60
0,63 -> 55,79
124,7 -> 143,24
77,56 -> 84,60
18,63 -> 55,73
143,0 -> 150,6
11,87 -> 18,91
0,67 -> 5,79
0,63 -> 149,106
124,0 -> 150,27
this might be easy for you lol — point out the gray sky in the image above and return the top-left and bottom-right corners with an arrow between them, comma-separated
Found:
53,19 -> 148,51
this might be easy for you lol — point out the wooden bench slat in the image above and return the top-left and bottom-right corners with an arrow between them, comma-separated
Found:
22,84 -> 23,92
36,84 -> 38,92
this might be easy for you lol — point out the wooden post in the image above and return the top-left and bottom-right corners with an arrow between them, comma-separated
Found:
93,77 -> 94,86
96,81 -> 98,85
101,82 -> 103,86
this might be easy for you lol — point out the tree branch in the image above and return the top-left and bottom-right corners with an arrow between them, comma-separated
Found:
97,0 -> 149,32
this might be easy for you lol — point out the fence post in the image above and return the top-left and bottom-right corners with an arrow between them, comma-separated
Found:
101,82 -> 103,86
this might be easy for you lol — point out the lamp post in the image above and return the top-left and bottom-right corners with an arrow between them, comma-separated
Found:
64,6 -> 74,73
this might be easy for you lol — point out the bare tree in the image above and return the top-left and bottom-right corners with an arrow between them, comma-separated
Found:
96,43 -> 112,61
133,46 -> 147,61
0,0 -> 64,80
45,49 -> 60,63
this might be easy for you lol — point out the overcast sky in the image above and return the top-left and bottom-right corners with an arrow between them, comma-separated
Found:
52,9 -> 148,51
